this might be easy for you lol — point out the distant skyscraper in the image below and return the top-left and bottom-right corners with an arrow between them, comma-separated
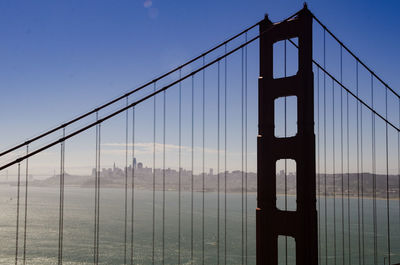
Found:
133,157 -> 137,168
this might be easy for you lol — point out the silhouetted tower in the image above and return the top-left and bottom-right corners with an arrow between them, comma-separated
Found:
257,5 -> 318,265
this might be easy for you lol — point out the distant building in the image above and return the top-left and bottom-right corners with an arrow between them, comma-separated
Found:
209,168 -> 213,176
138,162 -> 143,169
133,158 -> 137,168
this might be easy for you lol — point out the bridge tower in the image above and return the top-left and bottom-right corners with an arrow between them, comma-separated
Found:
257,6 -> 318,265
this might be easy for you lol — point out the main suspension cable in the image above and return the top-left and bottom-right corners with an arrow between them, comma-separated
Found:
286,39 -> 400,134
311,13 -> 400,101
0,19 -> 263,159
1,20 -> 319,172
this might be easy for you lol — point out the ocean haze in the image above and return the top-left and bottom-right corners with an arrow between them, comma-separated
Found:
0,186 -> 399,264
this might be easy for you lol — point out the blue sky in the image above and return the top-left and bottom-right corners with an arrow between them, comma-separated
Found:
1,0 -> 400,176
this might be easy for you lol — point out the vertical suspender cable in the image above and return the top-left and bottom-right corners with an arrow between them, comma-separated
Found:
332,79 -> 337,265
22,145 -> 29,265
93,114 -> 101,264
152,82 -> 156,265
97,123 -> 101,263
356,62 -> 361,265
398,98 -> 400,254
371,74 -> 377,265
62,128 -> 65,264
15,163 -> 21,265
317,65 -> 321,265
347,90 -> 351,265
398,97 -> 400,244
224,44 -> 228,265
358,63 -> 365,265
360,99 -> 365,265
178,69 -> 182,265
162,89 -> 166,264
244,32 -> 248,265
58,128 -> 65,265
131,106 -> 135,265
323,28 -> 328,265
284,39 -> 288,265
191,75 -> 194,264
241,46 -> 244,265
124,97 -> 129,265
94,113 -> 98,264
340,46 -> 345,265
59,140 -> 61,264
202,56 -> 205,265
62,130 -> 65,263
385,85 -> 391,265
217,60 -> 221,265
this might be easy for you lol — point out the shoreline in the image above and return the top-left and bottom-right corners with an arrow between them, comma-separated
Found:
1,184 -> 398,200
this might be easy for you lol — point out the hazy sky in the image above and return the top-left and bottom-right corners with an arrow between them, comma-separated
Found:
1,0 -> 400,177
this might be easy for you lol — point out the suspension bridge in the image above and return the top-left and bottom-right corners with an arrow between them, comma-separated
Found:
0,5 -> 399,265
